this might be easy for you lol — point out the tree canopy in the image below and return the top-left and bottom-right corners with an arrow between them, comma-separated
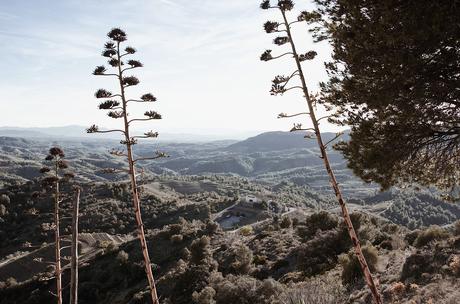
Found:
313,0 -> 460,195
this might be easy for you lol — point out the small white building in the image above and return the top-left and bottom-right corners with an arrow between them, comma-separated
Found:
245,195 -> 259,204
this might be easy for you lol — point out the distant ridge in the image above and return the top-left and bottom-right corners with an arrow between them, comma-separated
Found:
226,131 -> 349,152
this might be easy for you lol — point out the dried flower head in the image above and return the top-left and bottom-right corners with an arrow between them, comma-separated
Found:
299,51 -> 317,61
264,21 -> 279,33
45,155 -> 54,161
102,49 -> 117,58
86,125 -> 99,133
108,58 -> 120,67
104,42 -> 115,49
273,36 -> 290,45
260,50 -> 273,61
260,0 -> 271,9
109,149 -> 125,156
270,83 -> 286,95
49,147 -> 64,157
155,151 -> 168,158
125,46 -> 136,54
93,66 -> 107,75
290,123 -> 303,132
42,176 -> 59,186
120,138 -> 137,145
63,172 -> 75,180
58,160 -> 68,169
144,131 -> 159,138
39,167 -> 51,173
140,93 -> 157,102
144,111 -> 162,119
101,168 -> 118,174
122,76 -> 140,86
99,100 -> 120,110
95,89 -> 112,98
107,28 -> 127,42
127,60 -> 143,68
108,111 -> 124,119
273,75 -> 289,84
278,0 -> 294,11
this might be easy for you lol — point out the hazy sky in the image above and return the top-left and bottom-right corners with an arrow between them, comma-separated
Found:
0,0 -> 339,138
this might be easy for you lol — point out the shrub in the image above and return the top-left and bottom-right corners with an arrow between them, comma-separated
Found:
239,226 -> 253,236
116,250 -> 129,264
298,211 -> 338,240
449,255 -> 460,276
280,216 -> 292,229
0,204 -> 6,216
454,220 -> 460,236
339,244 -> 379,286
414,226 -> 449,248
297,229 -> 349,276
0,194 -> 10,205
171,234 -> 184,243
404,229 -> 421,246
390,281 -> 405,295
280,276 -> 347,304
253,254 -> 267,265
5,277 -> 18,287
192,286 -> 216,304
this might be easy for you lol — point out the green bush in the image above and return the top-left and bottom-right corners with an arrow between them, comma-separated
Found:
298,211 -> 338,240
339,244 -> 379,286
454,220 -> 460,236
297,230 -> 349,276
404,229 -> 421,246
280,216 -> 292,229
239,226 -> 253,236
414,226 -> 449,248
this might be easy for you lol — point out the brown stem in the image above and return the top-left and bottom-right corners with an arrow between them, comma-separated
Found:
70,188 -> 80,304
280,9 -> 383,304
54,159 -> 62,304
116,42 -> 159,304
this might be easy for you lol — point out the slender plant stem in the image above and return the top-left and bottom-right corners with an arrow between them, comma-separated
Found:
116,41 -> 159,304
280,8 -> 383,304
54,159 -> 62,304
70,188 -> 80,304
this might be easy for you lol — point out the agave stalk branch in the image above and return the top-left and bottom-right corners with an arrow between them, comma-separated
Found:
278,112 -> 310,118
53,158 -> 62,304
115,41 -> 159,304
128,118 -> 157,124
93,129 -> 126,134
70,188 -> 80,304
278,7 -> 383,304
324,132 -> 344,147
271,52 -> 294,60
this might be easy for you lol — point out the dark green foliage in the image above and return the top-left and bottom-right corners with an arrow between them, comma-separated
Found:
0,194 -> 10,205
279,216 -> 292,229
217,243 -> 253,275
297,211 -> 338,240
413,226 -> 449,248
209,274 -> 284,304
297,229 -> 349,276
455,220 -> 460,236
339,245 -> 379,287
314,0 -> 460,193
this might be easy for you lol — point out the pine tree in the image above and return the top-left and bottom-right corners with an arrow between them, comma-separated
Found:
310,0 -> 460,199
87,28 -> 166,304
40,147 -> 75,304
258,1 -> 382,303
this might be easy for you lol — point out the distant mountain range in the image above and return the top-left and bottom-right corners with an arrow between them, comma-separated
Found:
0,126 -> 264,142
226,131 -> 350,152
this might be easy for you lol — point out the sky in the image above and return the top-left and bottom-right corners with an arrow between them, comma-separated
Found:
0,0 -> 340,139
